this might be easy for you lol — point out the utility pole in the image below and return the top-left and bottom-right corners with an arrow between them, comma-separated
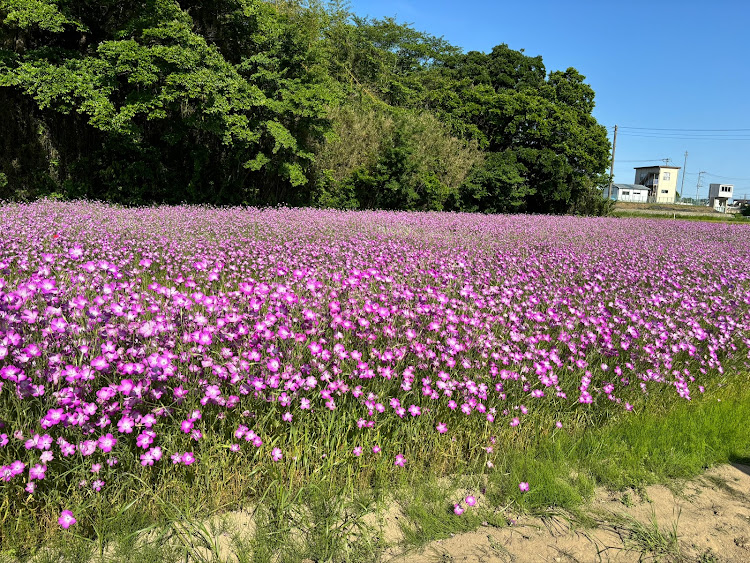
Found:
696,171 -> 706,206
607,125 -> 617,200
680,151 -> 687,201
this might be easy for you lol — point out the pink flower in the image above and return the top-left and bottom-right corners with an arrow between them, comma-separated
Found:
29,464 -> 46,481
519,482 -> 530,492
372,445 -> 381,454
181,452 -> 196,466
453,504 -> 464,515
98,433 -> 116,453
353,446 -> 363,457
465,495 -> 477,507
58,510 -> 76,529
394,454 -> 406,467
436,422 -> 447,434
271,448 -> 283,462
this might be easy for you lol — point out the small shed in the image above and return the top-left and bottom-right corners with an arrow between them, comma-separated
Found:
609,184 -> 649,203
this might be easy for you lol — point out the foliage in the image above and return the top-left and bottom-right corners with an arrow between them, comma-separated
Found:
456,151 -> 531,213
313,98 -> 482,210
0,0 -> 334,204
0,1 -> 612,213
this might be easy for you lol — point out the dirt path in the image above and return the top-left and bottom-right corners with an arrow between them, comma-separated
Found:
383,464 -> 750,562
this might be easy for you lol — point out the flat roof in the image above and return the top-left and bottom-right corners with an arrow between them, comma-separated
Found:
633,165 -> 681,170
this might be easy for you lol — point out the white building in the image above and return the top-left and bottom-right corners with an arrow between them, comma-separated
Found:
609,184 -> 650,203
708,183 -> 733,210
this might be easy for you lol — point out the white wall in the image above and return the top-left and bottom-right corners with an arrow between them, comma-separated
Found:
618,189 -> 648,203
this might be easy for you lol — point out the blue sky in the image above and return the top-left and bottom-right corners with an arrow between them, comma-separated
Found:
349,0 -> 750,199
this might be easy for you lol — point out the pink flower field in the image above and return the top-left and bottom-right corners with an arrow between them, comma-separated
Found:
0,201 -> 748,537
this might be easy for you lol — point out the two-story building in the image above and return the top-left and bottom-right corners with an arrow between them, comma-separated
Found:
633,166 -> 681,203
708,183 -> 733,210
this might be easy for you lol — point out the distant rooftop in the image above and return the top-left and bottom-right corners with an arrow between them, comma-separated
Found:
633,165 -> 681,170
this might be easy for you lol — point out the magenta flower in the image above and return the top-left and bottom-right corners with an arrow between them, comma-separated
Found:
29,464 -> 46,481
465,495 -> 477,507
58,510 -> 76,529
394,454 -> 406,467
436,422 -> 447,434
271,448 -> 283,462
453,504 -> 464,515
98,433 -> 117,453
519,482 -> 530,492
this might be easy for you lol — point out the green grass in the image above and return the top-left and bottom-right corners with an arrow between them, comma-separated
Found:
611,211 -> 749,223
5,375 -> 750,562
605,510 -> 682,561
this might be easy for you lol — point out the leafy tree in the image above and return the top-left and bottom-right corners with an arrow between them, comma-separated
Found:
457,151 -> 531,213
314,98 -> 482,210
0,0 -> 334,204
1,1 -> 612,215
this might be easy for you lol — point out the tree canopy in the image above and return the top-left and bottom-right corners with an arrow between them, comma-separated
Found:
0,0 -> 611,214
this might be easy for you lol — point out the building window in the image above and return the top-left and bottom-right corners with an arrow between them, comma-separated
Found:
662,172 -> 671,180
661,190 -> 669,194
622,191 -> 630,195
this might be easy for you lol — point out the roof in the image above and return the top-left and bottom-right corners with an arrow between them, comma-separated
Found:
633,165 -> 681,170
613,184 -> 649,191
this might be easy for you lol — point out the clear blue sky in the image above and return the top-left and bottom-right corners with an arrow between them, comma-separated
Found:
349,0 -> 750,199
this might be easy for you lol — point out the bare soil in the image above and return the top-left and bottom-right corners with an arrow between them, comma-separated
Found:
383,464 -> 750,563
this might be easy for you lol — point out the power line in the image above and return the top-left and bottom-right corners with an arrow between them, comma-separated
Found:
683,171 -> 750,182
617,132 -> 750,141
618,131 -> 750,138
618,126 -> 750,132
704,172 -> 750,181
617,158 -> 671,162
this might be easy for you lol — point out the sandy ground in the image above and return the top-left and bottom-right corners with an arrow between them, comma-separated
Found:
383,464 -> 750,563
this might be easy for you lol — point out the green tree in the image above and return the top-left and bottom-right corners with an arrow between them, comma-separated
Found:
457,151 -> 532,213
0,0 -> 334,203
314,98 -> 482,210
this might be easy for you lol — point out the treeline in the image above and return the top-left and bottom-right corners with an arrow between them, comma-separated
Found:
0,0 -> 612,214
